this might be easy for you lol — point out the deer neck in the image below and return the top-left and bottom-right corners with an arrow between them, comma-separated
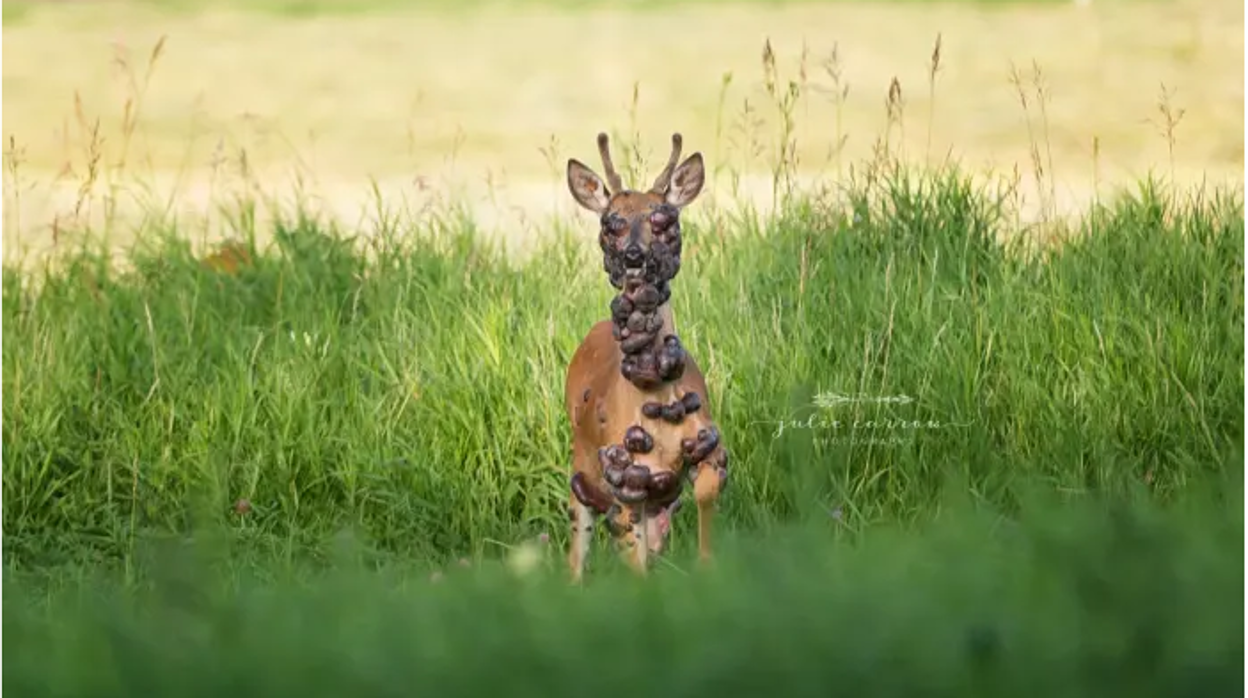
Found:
647,302 -> 682,401
653,302 -> 676,343
615,293 -> 688,395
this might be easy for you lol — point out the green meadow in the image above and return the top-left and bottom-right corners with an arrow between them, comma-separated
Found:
4,162 -> 1244,694
2,0 -> 1244,693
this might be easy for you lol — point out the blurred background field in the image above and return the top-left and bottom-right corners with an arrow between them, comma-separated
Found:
3,0 -> 1243,263
2,0 -> 1244,695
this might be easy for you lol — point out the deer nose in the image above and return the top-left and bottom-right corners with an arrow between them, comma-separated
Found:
623,244 -> 644,267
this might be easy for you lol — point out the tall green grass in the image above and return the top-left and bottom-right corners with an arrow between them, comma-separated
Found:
3,166 -> 1243,570
3,143 -> 1243,696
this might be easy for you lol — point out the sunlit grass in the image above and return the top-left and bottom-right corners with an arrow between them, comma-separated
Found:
4,164 -> 1241,567
4,138 -> 1242,698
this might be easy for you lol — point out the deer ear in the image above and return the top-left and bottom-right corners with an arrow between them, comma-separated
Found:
567,159 -> 611,214
664,153 -> 705,209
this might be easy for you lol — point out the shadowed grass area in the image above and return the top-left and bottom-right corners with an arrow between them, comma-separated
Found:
3,482 -> 1242,698
3,165 -> 1242,569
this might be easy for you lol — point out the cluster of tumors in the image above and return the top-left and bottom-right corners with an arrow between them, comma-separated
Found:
571,416 -> 724,536
602,204 -> 687,392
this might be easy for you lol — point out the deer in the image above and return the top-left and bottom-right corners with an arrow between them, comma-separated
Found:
562,131 -> 730,582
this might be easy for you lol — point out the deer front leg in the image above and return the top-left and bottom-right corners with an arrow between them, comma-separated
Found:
683,427 -> 729,562
567,494 -> 594,584
616,504 -> 653,576
569,470 -> 616,583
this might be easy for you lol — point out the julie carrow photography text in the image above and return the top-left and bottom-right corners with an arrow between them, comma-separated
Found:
756,414 -> 975,440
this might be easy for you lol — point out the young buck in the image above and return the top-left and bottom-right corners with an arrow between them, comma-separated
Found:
563,132 -> 730,581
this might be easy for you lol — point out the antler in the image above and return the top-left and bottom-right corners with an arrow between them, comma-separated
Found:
650,133 -> 683,194
597,132 -> 625,193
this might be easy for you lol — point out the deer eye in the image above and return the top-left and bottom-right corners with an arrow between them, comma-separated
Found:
650,206 -> 677,231
603,214 -> 628,234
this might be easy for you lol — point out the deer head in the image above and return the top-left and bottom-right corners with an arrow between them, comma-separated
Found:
567,133 -> 706,391
566,133 -> 705,292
